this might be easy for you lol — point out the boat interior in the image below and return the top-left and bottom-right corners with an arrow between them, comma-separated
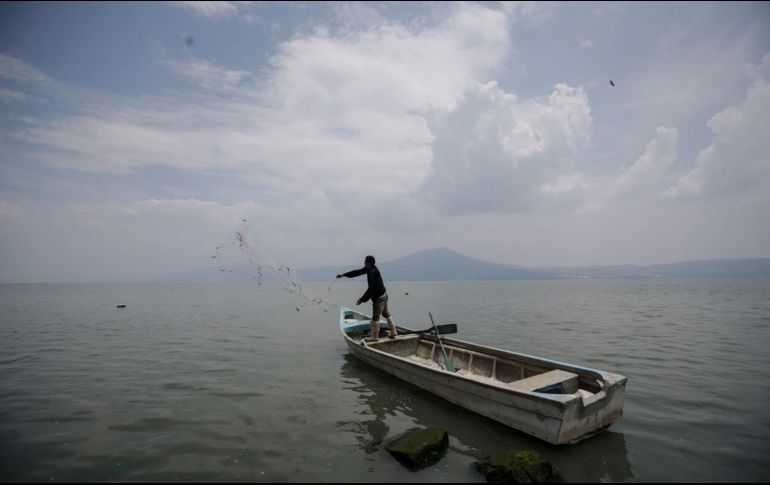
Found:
343,312 -> 603,397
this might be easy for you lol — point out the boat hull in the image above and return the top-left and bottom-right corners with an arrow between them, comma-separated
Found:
340,308 -> 626,445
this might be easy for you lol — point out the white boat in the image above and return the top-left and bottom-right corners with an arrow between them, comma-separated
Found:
339,307 -> 627,445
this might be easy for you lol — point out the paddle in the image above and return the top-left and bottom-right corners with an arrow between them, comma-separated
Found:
430,312 -> 456,372
399,323 -> 457,336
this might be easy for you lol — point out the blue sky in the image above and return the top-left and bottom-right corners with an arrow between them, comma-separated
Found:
1,1 -> 769,282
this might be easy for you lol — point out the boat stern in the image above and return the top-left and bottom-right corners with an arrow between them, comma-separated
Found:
556,372 -> 628,444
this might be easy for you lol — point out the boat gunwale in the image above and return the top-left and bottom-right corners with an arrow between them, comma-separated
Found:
344,333 -> 573,427
338,307 -> 624,406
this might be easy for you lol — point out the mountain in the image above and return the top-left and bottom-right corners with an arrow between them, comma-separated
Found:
298,247 -> 545,281
299,249 -> 770,281
536,259 -> 770,279
155,248 -> 770,283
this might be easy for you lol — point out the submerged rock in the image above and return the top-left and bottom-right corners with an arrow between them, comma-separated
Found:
385,427 -> 448,469
475,449 -> 555,483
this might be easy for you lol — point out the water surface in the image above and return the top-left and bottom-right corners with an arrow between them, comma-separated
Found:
1,279 -> 769,481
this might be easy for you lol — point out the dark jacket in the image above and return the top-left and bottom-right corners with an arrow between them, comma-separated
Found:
343,265 -> 386,303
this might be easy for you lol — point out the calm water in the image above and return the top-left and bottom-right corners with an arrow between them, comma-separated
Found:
1,279 -> 770,482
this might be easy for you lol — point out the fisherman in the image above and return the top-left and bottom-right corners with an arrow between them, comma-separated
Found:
337,255 -> 398,341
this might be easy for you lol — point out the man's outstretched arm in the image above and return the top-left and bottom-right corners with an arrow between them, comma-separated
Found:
337,267 -> 367,279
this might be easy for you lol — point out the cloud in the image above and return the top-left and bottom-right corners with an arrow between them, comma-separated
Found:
330,2 -> 388,31
0,53 -> 56,86
0,53 -> 97,105
11,2 -> 514,205
17,112 -> 226,174
170,1 -> 252,20
501,1 -> 555,28
539,126 -> 678,211
420,80 -> 592,214
614,126 -> 678,196
265,2 -> 510,115
666,61 -> 770,199
163,58 -> 252,93
2,1 -> 519,281
614,26 -> 760,131
745,53 -> 770,79
3,3 -> 770,282
0,88 -> 28,103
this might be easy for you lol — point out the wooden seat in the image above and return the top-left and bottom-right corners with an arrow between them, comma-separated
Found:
508,369 -> 578,393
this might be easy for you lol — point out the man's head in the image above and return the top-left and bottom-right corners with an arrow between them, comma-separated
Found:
364,255 -> 375,269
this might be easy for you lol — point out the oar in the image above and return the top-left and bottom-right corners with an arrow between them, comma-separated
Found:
430,312 -> 456,372
399,323 -> 457,336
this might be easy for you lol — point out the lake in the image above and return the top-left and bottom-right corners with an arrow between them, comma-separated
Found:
1,279 -> 769,482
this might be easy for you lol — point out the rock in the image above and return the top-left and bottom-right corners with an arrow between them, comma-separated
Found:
475,449 -> 555,483
385,427 -> 448,469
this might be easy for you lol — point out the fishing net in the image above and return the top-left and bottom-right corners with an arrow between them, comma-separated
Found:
211,219 -> 339,312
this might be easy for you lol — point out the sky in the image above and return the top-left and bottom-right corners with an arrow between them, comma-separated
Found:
0,1 -> 769,283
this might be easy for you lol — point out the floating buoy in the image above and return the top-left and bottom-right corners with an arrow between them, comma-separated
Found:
405,292 -> 409,296
116,304 -> 127,308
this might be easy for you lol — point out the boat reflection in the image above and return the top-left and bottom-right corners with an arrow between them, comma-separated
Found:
337,353 -> 633,481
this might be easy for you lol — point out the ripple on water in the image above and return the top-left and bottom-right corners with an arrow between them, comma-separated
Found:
2,280 -> 770,482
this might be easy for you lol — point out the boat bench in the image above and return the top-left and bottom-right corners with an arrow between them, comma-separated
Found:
508,369 -> 579,394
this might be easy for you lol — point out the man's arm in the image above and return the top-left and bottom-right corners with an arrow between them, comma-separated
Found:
337,267 -> 367,279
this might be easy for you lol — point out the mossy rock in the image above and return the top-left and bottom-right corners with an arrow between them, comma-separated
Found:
475,449 -> 555,483
385,427 -> 448,469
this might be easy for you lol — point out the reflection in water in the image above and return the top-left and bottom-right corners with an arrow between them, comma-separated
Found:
337,352 -> 633,482
336,354 -> 398,455
556,430 -> 633,483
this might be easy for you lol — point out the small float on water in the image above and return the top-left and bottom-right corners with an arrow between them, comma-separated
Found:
339,307 -> 627,445
116,304 -> 127,308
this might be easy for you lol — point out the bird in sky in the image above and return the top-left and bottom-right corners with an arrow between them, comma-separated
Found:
610,80 -> 615,87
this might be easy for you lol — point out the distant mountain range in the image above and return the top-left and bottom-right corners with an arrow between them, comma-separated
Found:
155,247 -> 770,283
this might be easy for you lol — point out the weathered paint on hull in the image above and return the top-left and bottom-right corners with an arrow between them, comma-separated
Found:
340,308 -> 626,445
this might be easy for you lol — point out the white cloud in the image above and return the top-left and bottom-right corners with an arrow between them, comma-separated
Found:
0,53 -> 56,86
12,2 -> 514,207
615,28 -> 758,131
666,71 -> 770,198
18,113 -> 221,174
171,1 -> 251,19
3,4 -> 770,282
614,126 -> 678,196
539,125 -> 679,212
501,1 -> 555,28
421,80 -> 593,214
163,58 -> 252,93
745,53 -> 770,79
5,3 -> 522,279
330,2 -> 388,31
265,2 -> 510,115
0,53 -> 97,105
